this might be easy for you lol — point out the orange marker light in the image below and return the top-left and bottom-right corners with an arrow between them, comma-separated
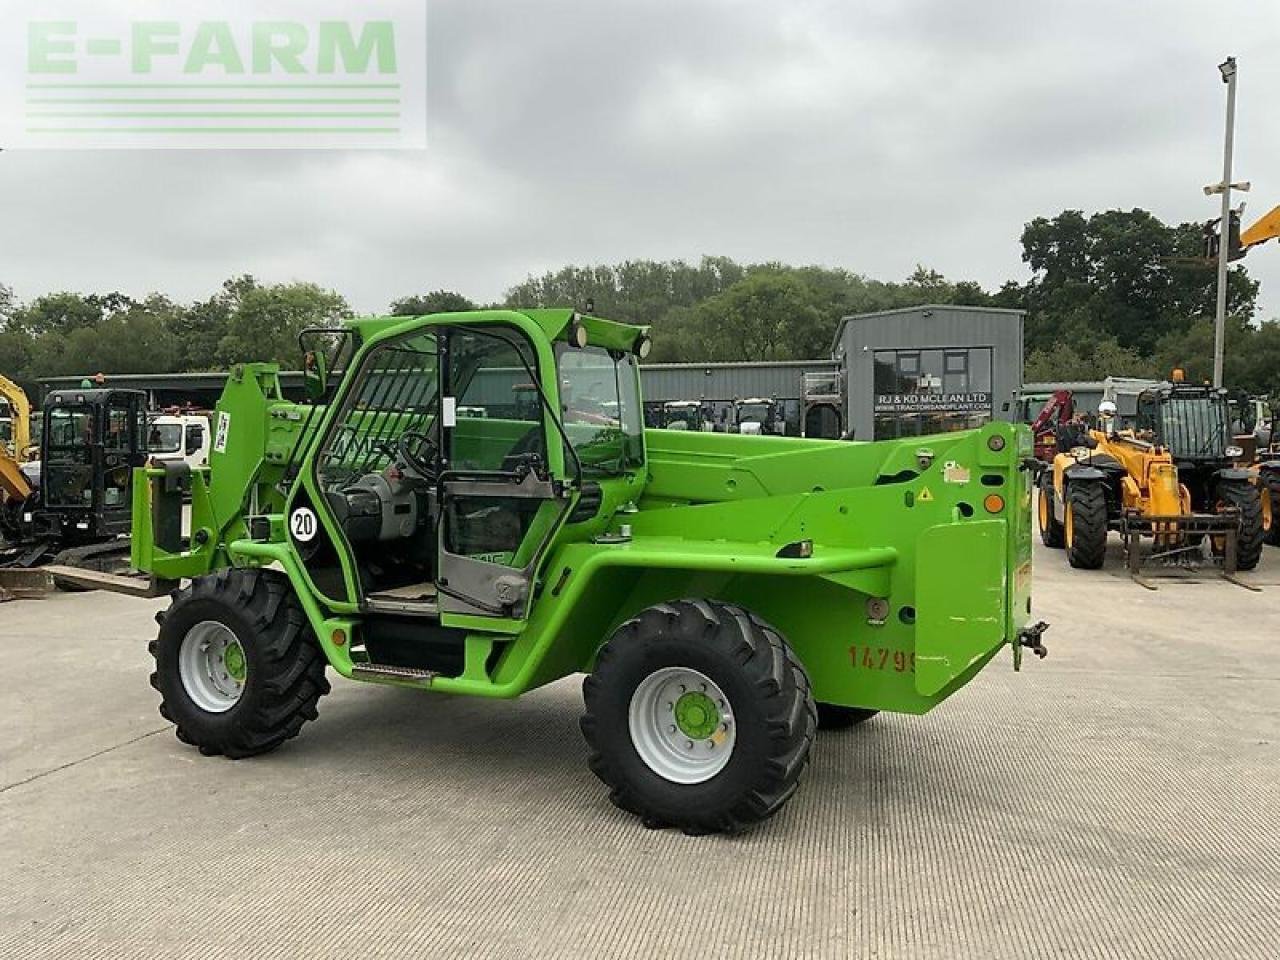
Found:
332,629 -> 347,647
983,494 -> 1005,514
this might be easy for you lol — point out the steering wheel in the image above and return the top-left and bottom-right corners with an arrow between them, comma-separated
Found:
396,430 -> 439,481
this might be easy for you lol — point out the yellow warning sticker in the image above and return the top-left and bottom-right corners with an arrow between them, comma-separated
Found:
918,487 -> 934,502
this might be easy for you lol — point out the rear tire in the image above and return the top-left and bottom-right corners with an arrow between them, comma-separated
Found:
1216,480 -> 1264,571
150,568 -> 330,758
581,599 -> 817,834
1261,471 -> 1280,547
816,703 -> 878,730
1066,482 -> 1108,570
1038,477 -> 1065,549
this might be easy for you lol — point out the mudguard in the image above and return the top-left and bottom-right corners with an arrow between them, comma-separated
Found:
1214,468 -> 1254,483
1063,464 -> 1107,482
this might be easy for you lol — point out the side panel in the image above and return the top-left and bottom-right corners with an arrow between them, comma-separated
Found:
914,521 -> 1007,696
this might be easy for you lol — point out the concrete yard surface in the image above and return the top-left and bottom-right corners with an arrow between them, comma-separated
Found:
2,539 -> 1278,959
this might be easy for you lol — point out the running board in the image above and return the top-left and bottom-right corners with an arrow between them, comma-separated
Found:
364,598 -> 441,617
351,662 -> 438,683
40,565 -> 178,598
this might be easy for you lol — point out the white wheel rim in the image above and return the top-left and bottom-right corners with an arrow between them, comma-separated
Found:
628,667 -> 736,784
178,620 -> 246,713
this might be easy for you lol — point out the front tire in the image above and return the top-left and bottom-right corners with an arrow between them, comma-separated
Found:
1066,482 -> 1108,570
1260,471 -> 1280,547
150,568 -> 330,758
581,599 -> 817,834
1216,480 -> 1264,571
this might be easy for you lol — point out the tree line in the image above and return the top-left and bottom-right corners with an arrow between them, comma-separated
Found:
1,207 -> 1277,400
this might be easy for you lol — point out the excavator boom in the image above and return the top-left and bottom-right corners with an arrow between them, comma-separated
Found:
1241,204 -> 1280,251
0,374 -> 33,460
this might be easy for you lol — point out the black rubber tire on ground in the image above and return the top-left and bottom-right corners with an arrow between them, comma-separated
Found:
1215,480 -> 1264,571
1037,476 -> 1066,549
150,568 -> 330,758
1260,471 -> 1280,547
815,703 -> 878,730
580,599 -> 817,834
1066,482 -> 1108,570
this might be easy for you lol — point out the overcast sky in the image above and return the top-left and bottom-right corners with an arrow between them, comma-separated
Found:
3,0 -> 1280,324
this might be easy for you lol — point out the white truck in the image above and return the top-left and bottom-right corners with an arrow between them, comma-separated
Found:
146,413 -> 211,469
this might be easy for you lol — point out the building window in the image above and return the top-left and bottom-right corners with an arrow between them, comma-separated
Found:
871,347 -> 995,440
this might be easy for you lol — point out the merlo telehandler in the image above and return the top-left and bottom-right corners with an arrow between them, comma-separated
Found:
112,309 -> 1043,833
1038,380 -> 1263,578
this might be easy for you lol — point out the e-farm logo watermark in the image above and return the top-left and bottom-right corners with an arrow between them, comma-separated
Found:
2,2 -> 426,149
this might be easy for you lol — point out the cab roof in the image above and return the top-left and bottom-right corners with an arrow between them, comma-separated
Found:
348,308 -> 648,354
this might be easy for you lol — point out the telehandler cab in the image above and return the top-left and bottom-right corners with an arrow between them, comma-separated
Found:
124,309 -> 1044,833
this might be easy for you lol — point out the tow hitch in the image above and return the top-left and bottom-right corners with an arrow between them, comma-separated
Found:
1017,620 -> 1050,660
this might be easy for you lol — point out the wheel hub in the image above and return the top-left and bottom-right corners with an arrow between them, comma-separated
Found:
223,640 -> 246,683
178,620 -> 246,714
628,667 -> 735,784
673,690 -> 720,740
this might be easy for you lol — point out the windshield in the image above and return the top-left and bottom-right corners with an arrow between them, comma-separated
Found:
1152,394 -> 1229,459
44,405 -> 94,507
665,406 -> 700,429
738,403 -> 770,422
148,422 -> 183,454
558,346 -> 644,476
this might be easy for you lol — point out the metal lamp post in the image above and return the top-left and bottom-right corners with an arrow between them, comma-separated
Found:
1210,57 -> 1239,389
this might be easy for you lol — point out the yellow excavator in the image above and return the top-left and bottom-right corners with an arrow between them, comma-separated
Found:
0,374 -> 36,509
1240,204 -> 1280,251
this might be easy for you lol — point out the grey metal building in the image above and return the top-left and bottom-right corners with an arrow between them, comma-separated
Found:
832,304 -> 1025,441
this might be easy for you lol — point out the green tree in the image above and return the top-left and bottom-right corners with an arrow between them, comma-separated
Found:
166,277 -> 259,371
389,290 -> 477,316
217,280 -> 351,367
683,273 -> 827,362
1024,336 -> 1152,382
1017,208 -> 1258,355
11,291 -> 132,337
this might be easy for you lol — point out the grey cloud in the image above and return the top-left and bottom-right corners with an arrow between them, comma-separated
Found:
2,0 -> 1278,322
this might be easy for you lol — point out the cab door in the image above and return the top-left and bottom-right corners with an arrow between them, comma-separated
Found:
436,325 -> 564,619
100,392 -> 146,533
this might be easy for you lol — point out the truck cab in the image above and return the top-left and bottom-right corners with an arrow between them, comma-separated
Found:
147,412 -> 212,470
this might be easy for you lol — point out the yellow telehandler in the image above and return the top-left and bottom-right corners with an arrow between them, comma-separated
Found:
1038,379 -> 1263,582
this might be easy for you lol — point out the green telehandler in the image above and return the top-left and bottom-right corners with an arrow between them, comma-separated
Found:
106,309 -> 1045,833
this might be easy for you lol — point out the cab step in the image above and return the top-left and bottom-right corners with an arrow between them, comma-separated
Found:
351,662 -> 437,683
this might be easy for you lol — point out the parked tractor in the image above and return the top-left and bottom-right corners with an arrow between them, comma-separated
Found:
660,399 -> 714,432
733,396 -> 786,435
1038,380 -> 1264,578
96,309 -> 1043,833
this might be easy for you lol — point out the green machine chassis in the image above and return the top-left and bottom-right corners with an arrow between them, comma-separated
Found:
132,308 -> 1044,832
